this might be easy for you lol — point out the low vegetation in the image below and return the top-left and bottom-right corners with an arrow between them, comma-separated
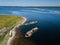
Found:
0,15 -> 24,45
0,15 -> 24,29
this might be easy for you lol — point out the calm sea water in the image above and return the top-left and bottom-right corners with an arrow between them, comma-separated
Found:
0,6 -> 60,45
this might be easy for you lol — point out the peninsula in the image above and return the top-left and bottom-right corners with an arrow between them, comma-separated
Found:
0,15 -> 27,45
0,15 -> 35,45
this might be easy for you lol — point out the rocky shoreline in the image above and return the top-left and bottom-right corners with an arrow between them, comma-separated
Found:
6,16 -> 38,45
7,17 -> 27,45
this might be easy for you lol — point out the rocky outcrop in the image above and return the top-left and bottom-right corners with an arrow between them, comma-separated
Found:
25,27 -> 39,38
7,17 -> 27,45
24,21 -> 38,26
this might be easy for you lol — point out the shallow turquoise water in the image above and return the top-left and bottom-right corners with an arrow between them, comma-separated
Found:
0,6 -> 60,45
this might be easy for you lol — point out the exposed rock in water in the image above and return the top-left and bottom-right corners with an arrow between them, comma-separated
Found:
24,21 -> 38,26
25,27 -> 39,38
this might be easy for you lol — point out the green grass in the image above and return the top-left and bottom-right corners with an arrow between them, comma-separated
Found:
0,15 -> 24,29
0,15 -> 25,45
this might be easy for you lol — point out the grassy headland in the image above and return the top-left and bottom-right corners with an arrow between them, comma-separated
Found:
0,15 -> 24,29
0,15 -> 25,45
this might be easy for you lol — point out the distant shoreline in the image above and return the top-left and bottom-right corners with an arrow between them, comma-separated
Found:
0,6 -> 60,8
